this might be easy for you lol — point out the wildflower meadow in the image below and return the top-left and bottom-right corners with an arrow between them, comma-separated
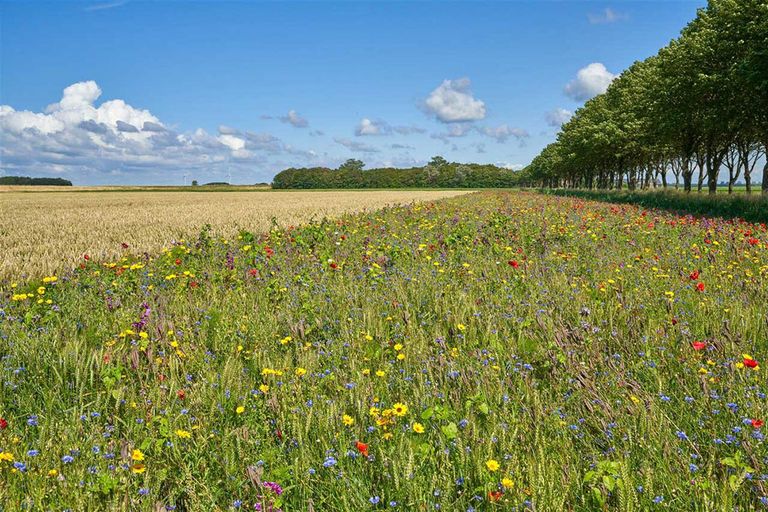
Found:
1,190 -> 768,511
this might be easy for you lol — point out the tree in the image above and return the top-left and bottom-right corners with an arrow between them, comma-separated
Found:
339,159 -> 365,172
191,180 -> 199,187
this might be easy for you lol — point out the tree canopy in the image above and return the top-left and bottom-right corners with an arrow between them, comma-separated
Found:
521,0 -> 768,195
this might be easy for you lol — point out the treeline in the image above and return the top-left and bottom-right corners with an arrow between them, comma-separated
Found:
0,176 -> 73,186
272,157 -> 520,189
522,0 -> 767,194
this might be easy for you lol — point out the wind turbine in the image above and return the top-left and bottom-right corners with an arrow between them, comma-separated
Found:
183,173 -> 188,186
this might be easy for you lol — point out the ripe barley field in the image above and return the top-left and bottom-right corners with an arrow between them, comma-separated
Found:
0,189 -> 470,280
1,190 -> 768,511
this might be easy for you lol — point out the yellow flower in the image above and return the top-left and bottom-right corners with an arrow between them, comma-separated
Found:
375,370 -> 386,378
362,368 -> 371,376
131,463 -> 146,474
396,353 -> 405,361
47,469 -> 58,477
393,343 -> 403,351
456,323 -> 466,332
236,406 -> 245,414
502,477 -> 515,489
279,336 -> 292,345
175,429 -> 191,439
392,402 -> 408,417
0,451 -> 14,462
382,432 -> 393,440
131,449 -> 145,462
37,286 -> 45,295
412,422 -> 425,434
486,459 -> 500,472
369,406 -> 380,417
295,367 -> 307,377
259,384 -> 270,394
342,414 -> 355,426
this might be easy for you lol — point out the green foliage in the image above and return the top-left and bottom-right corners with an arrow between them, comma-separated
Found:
523,0 -> 768,195
271,159 -> 520,189
0,176 -> 73,186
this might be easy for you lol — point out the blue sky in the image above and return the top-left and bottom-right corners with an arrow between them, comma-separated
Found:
0,0 -> 706,185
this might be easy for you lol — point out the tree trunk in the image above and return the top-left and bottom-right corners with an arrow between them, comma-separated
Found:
682,158 -> 692,193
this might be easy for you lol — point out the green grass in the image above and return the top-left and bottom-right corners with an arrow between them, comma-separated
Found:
1,191 -> 767,510
539,188 -> 768,224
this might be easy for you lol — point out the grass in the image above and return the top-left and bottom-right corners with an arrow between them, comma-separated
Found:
1,190 -> 767,510
539,188 -> 768,224
0,190 -> 470,281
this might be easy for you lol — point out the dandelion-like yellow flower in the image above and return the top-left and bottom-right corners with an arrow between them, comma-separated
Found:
259,384 -> 270,394
236,406 -> 245,414
502,477 -> 515,489
131,449 -> 145,462
131,463 -> 146,474
295,367 -> 307,377
413,422 -> 425,434
176,429 -> 191,439
342,415 -> 355,426
392,403 -> 408,417
486,459 -> 500,472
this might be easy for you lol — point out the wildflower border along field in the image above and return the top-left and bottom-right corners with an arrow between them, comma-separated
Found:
1,191 -> 768,510
0,189 -> 470,281
538,188 -> 768,224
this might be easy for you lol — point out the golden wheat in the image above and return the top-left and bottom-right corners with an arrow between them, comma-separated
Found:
0,189 -> 471,280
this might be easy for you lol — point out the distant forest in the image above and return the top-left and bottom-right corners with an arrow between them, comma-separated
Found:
0,176 -> 73,186
271,157 -> 521,189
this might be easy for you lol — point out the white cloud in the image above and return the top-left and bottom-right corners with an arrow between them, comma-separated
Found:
564,63 -> 616,102
588,8 -> 628,24
424,78 -> 486,123
477,124 -> 529,143
334,137 -> 380,153
497,162 -> 524,171
0,80 -> 324,183
545,108 -> 573,127
355,118 -> 389,136
279,110 -> 308,128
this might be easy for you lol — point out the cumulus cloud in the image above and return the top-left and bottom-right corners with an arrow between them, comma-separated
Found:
355,118 -> 390,136
430,123 -> 474,143
588,8 -> 628,24
392,125 -> 425,135
497,162 -> 525,171
424,78 -> 486,123
334,137 -> 380,153
279,110 -> 308,128
545,108 -> 573,127
564,63 -> 616,101
477,124 -> 529,143
0,80 -> 322,183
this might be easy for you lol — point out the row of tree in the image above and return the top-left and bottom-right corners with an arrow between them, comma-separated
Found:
0,176 -> 73,186
521,0 -> 768,194
271,157 -> 521,189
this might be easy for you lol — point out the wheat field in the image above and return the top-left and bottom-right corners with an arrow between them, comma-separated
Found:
0,189 -> 471,280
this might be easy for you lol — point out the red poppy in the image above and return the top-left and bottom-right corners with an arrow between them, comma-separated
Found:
752,419 -> 764,429
329,262 -> 338,270
689,270 -> 700,280
748,237 -> 759,246
83,254 -> 90,261
696,282 -> 705,292
744,358 -> 759,368
177,390 -> 186,400
671,318 -> 678,325
508,260 -> 519,269
355,441 -> 369,457
0,418 -> 7,430
489,491 -> 503,502
691,341 -> 706,351
189,281 -> 199,289
276,428 -> 283,441
175,258 -> 182,265
248,268 -> 259,277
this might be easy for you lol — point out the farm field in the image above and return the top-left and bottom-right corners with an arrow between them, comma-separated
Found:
0,190 -> 471,280
1,190 -> 767,510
